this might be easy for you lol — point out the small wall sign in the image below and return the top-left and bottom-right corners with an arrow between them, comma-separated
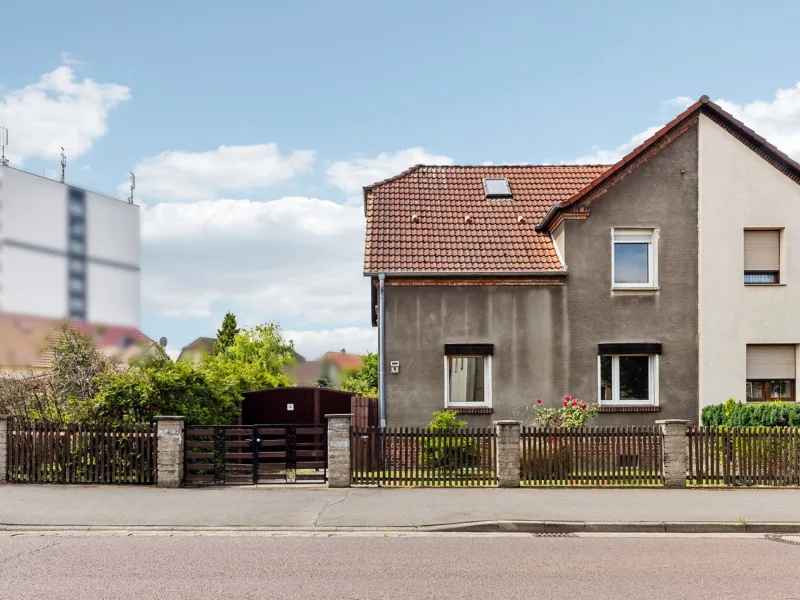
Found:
287,403 -> 294,411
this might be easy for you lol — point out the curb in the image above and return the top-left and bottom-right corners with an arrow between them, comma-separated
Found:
3,522 -> 800,534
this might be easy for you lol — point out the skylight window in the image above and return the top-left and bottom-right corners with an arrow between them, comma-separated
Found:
483,178 -> 512,199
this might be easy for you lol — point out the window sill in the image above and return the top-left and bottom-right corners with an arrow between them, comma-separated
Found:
612,286 -> 659,295
599,405 -> 661,413
449,406 -> 493,414
744,283 -> 786,287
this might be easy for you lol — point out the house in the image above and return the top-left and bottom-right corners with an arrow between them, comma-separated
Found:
0,312 -> 155,376
177,337 -> 217,364
288,349 -> 364,387
0,165 -> 140,328
364,95 -> 800,427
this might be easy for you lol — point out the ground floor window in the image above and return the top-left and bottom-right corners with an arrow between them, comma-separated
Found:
598,353 -> 659,405
746,345 -> 797,402
746,380 -> 795,402
444,345 -> 492,408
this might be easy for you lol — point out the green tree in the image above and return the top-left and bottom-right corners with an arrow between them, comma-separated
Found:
215,311 -> 239,354
88,354 -> 237,425
338,351 -> 378,396
315,375 -> 332,389
202,322 -> 295,400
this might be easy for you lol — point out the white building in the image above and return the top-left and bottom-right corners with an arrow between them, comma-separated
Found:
0,165 -> 140,328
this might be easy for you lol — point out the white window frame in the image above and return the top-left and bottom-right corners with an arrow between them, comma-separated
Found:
611,228 -> 658,289
597,354 -> 659,406
443,354 -> 492,408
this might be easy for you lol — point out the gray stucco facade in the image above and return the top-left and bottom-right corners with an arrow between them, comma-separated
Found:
381,124 -> 699,427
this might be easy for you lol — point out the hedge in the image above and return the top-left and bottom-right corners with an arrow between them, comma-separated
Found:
701,399 -> 800,427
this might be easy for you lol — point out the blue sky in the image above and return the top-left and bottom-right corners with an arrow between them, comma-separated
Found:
3,0 -> 800,358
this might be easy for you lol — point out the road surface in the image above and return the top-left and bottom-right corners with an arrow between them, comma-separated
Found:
2,532 -> 799,599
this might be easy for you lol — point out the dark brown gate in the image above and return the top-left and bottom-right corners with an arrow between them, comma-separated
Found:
184,424 -> 326,485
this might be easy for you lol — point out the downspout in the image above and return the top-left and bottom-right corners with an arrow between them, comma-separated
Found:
378,273 -> 387,427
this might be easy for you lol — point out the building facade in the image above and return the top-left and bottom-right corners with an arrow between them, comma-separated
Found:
364,97 -> 800,426
0,165 -> 140,328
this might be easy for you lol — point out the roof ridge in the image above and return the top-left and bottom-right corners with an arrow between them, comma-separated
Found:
363,163 -> 425,192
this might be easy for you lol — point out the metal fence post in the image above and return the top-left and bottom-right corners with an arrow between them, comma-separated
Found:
325,414 -> 353,488
656,419 -> 690,488
155,416 -> 185,488
0,415 -> 9,484
494,420 -> 522,488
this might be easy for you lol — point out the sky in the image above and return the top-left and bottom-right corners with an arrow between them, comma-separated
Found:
3,0 -> 800,360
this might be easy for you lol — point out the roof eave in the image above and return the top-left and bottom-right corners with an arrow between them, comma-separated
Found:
363,270 -> 568,278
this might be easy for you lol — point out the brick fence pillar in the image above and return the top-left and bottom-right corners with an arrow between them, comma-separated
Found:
155,416 -> 185,488
326,414 -> 353,488
0,415 -> 8,484
656,419 -> 690,488
494,420 -> 522,488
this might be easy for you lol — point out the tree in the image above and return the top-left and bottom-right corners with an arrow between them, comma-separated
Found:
215,311 -> 239,354
50,325 -> 120,408
315,375 -> 332,389
338,351 -> 378,396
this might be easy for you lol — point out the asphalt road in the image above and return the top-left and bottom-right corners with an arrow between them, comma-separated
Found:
2,533 -> 799,599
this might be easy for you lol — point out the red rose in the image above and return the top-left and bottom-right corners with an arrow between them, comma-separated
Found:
564,395 -> 570,401
571,401 -> 578,407
562,400 -> 568,407
536,398 -> 542,404
580,402 -> 587,409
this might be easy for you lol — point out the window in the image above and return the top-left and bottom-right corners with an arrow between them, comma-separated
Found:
612,229 -> 657,289
444,344 -> 492,407
483,178 -> 512,199
69,259 -> 85,275
69,239 -> 85,255
746,345 -> 796,402
744,229 -> 780,284
598,344 -> 660,405
68,200 -> 85,218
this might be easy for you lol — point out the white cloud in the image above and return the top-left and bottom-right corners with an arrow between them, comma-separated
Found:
283,327 -> 377,360
716,83 -> 800,159
665,96 -> 694,109
566,126 -> 661,165
141,196 -> 369,326
0,65 -> 130,165
567,84 -> 800,166
125,144 -> 316,202
326,147 -> 453,196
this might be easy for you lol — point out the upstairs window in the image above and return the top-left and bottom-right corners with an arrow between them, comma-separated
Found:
612,229 -> 658,289
483,178 -> 512,199
744,229 -> 780,284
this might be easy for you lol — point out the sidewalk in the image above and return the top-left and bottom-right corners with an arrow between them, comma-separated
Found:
2,485 -> 800,532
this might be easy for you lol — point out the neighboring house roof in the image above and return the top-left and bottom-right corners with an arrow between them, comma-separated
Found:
363,165 -> 607,274
318,349 -> 364,372
177,337 -> 217,362
0,313 -> 153,371
364,95 -> 800,276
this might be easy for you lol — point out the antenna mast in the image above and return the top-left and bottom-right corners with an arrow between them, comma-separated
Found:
0,127 -> 8,166
129,172 -> 136,204
60,147 -> 67,183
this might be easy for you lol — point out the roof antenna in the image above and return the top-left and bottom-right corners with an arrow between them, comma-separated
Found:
60,147 -> 67,183
0,127 -> 9,166
129,172 -> 135,204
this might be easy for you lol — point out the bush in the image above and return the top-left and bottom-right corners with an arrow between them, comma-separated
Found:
421,410 -> 481,471
701,399 -> 800,427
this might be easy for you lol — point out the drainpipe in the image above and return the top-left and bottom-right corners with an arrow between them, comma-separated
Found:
378,273 -> 387,427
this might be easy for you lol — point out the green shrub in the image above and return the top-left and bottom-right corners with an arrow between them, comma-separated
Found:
701,399 -> 800,427
421,410 -> 481,471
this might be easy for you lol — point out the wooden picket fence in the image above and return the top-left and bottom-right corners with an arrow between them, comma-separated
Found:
521,427 -> 663,486
6,420 -> 157,484
687,426 -> 800,487
351,427 -> 497,486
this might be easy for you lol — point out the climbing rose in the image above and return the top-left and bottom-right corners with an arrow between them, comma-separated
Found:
536,398 -> 542,404
562,400 -> 568,407
571,401 -> 578,407
564,395 -> 570,401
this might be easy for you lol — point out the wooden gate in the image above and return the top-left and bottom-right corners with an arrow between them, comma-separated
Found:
184,424 -> 326,485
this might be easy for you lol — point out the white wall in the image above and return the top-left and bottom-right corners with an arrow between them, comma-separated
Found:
0,166 -> 67,251
85,189 -> 139,266
698,114 -> 800,409
0,245 -> 68,319
0,166 -> 140,327
86,263 -> 139,328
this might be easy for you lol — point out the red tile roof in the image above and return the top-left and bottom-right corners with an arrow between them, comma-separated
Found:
363,165 -> 608,274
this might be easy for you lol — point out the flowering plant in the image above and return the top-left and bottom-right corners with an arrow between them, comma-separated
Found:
532,395 -> 599,430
